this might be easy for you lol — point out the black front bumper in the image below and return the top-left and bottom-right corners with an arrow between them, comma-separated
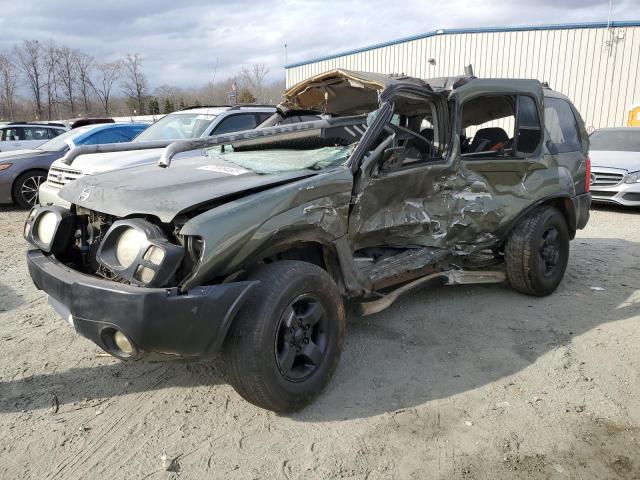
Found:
27,250 -> 257,360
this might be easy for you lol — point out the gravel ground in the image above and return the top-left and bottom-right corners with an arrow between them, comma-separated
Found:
0,204 -> 639,479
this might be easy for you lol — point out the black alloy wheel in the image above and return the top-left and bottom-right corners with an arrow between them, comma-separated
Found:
224,260 -> 345,412
506,206 -> 570,296
538,226 -> 562,278
274,294 -> 329,382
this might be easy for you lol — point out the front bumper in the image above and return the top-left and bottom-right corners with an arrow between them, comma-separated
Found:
590,182 -> 640,207
38,181 -> 70,208
27,249 -> 257,360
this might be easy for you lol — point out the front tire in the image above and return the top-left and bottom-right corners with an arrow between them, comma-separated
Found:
223,260 -> 345,412
505,206 -> 570,296
13,170 -> 47,208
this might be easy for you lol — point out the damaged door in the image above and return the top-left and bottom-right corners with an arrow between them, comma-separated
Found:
450,79 -> 548,246
347,86 -> 453,285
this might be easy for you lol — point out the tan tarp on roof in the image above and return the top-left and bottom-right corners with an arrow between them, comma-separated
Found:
280,69 -> 395,116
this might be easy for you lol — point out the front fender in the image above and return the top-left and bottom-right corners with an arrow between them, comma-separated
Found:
179,167 -> 353,290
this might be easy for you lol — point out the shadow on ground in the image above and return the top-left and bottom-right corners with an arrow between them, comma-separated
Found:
0,204 -> 27,214
1,237 -> 638,420
0,282 -> 25,313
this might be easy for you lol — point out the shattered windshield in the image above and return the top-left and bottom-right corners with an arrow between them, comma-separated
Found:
204,145 -> 355,174
134,113 -> 217,142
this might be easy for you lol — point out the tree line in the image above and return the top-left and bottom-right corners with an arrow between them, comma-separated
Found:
0,40 -> 285,121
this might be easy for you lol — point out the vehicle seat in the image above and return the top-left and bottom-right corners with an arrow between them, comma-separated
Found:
469,127 -> 509,152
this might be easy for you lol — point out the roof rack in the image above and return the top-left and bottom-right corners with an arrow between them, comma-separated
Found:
229,104 -> 276,110
2,121 -> 66,127
179,105 -> 233,110
29,121 -> 66,127
179,104 -> 276,111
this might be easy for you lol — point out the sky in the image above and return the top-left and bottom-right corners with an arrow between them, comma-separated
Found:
0,0 -> 639,90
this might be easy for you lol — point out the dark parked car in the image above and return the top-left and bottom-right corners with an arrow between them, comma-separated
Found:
24,70 -> 591,412
0,122 -> 147,208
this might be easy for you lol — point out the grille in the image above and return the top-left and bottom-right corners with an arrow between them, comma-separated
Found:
590,190 -> 617,197
47,165 -> 83,188
590,171 -> 624,187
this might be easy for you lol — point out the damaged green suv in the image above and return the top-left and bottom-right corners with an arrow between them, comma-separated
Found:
25,70 -> 591,411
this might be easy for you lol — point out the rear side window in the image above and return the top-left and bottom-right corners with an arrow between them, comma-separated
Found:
2,127 -> 23,141
515,96 -> 542,154
544,98 -> 581,153
211,114 -> 258,135
23,127 -> 51,141
48,128 -> 65,139
255,112 -> 273,124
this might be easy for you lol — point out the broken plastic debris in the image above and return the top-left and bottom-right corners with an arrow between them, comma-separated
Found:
590,286 -> 606,291
464,420 -> 473,427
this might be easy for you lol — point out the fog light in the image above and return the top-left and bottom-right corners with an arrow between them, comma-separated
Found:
113,330 -> 134,355
135,265 -> 155,283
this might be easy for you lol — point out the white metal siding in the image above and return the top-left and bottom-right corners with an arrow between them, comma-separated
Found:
286,26 -> 640,129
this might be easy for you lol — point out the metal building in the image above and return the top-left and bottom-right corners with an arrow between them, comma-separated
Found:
285,21 -> 640,130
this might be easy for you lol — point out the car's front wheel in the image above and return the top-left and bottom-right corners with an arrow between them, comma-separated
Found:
505,206 -> 570,296
223,260 -> 345,412
13,170 -> 47,208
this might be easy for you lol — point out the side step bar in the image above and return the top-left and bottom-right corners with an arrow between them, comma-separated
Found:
355,270 -> 507,316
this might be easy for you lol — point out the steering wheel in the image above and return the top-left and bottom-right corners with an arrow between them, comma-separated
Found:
389,124 -> 435,156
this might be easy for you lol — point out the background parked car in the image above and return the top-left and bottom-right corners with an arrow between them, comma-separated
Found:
0,122 -> 147,208
588,127 -> 640,207
39,105 -> 275,207
0,122 -> 68,152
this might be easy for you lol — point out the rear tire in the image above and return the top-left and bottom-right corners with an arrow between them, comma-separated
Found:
13,170 -> 47,208
505,206 -> 570,296
223,260 -> 345,412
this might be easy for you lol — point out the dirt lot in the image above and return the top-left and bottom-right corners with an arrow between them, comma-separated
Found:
0,205 -> 639,480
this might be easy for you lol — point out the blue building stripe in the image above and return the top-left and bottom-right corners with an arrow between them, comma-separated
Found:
284,21 -> 640,69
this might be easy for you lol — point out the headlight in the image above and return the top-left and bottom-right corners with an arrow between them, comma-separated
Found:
23,205 -> 74,253
624,171 -> 640,184
115,228 -> 146,268
36,212 -> 58,245
96,219 -> 184,287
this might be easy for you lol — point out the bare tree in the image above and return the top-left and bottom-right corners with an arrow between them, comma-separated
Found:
0,53 -> 18,120
90,61 -> 122,115
74,52 -> 94,115
44,42 -> 61,119
154,84 -> 181,112
57,47 -> 78,117
122,53 -> 148,114
15,40 -> 45,118
241,63 -> 270,103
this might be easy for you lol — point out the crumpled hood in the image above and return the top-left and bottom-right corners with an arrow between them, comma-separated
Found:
590,150 -> 640,172
59,155 -> 316,222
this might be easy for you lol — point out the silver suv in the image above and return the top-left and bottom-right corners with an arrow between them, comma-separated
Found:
39,105 -> 275,206
0,122 -> 68,152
